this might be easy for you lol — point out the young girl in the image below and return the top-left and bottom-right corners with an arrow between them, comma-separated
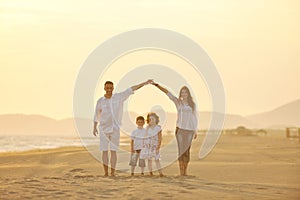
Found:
140,112 -> 164,177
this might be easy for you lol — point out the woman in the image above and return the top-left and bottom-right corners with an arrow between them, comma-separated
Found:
152,82 -> 198,176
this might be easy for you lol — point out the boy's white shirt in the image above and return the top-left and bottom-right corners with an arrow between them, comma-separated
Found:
131,127 -> 147,150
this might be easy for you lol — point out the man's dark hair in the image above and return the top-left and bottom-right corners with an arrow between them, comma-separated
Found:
136,116 -> 145,122
104,81 -> 114,86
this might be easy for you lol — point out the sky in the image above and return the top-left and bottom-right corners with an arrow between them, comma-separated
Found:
0,0 -> 299,119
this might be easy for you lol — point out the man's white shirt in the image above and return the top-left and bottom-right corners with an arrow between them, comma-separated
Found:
94,88 -> 134,133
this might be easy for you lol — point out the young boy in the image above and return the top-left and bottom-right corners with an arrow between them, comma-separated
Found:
129,116 -> 147,176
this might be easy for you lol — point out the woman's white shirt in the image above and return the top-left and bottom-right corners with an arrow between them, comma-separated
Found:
166,92 -> 198,131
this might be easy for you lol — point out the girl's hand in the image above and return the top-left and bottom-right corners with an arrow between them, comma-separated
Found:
156,148 -> 160,154
193,133 -> 197,139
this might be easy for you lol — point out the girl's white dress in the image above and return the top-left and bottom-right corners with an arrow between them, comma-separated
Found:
140,125 -> 161,160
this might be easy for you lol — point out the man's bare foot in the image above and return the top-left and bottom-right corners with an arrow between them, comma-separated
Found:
111,168 -> 116,176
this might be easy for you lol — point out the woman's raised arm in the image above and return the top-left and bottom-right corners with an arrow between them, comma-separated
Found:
152,82 -> 179,108
153,82 -> 168,94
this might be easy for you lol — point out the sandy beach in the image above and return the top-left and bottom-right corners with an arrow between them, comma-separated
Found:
1,133 -> 299,200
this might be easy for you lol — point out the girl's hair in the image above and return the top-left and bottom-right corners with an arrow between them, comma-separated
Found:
179,86 -> 196,111
146,112 -> 160,124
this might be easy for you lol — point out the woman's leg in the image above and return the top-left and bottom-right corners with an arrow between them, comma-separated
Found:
182,148 -> 190,176
176,129 -> 194,175
178,160 -> 184,176
182,132 -> 194,175
176,130 -> 185,175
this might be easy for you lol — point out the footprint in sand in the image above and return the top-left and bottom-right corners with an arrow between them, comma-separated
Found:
69,168 -> 84,173
43,177 -> 62,180
74,175 -> 94,179
24,178 -> 40,183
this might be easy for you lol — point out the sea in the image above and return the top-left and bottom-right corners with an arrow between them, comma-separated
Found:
0,135 -> 99,153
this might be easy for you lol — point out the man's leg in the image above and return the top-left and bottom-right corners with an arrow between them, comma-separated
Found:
109,130 -> 120,176
102,151 -> 109,176
110,150 -> 117,176
100,132 -> 110,176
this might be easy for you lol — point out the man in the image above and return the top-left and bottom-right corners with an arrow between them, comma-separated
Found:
93,80 -> 152,176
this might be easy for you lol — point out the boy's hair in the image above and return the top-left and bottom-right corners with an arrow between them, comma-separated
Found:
146,112 -> 159,124
104,81 -> 114,86
136,116 -> 145,122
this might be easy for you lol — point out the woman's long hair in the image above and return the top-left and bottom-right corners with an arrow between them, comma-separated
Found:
179,86 -> 196,111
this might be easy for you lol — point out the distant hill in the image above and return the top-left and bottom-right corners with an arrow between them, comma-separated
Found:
199,112 -> 260,129
122,111 -> 260,131
246,99 -> 300,128
0,112 -> 259,136
0,99 -> 299,135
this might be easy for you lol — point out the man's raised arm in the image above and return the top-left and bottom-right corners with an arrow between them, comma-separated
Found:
131,79 -> 153,91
